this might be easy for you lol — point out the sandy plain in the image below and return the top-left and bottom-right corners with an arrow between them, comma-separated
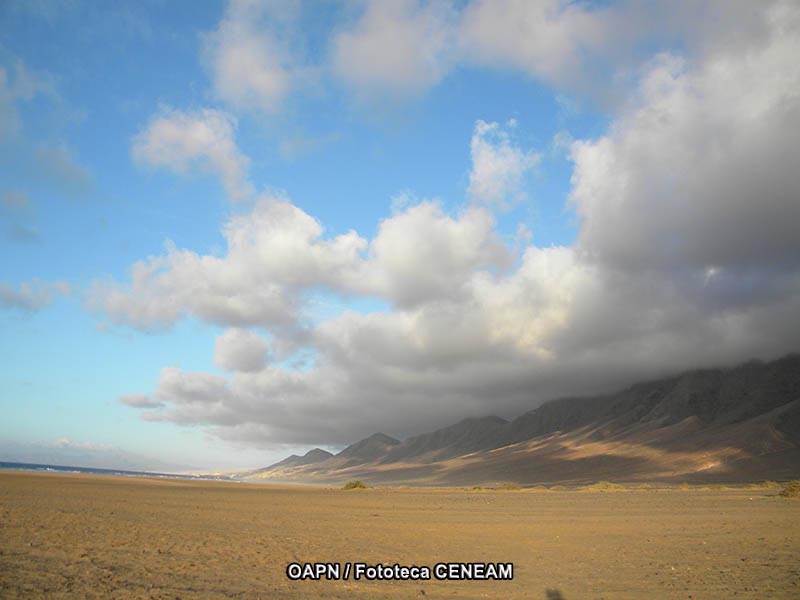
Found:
1,471 -> 798,599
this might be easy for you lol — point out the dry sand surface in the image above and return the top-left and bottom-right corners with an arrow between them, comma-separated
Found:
1,471 -> 798,599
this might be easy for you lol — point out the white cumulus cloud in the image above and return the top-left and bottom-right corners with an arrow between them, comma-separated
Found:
131,107 -> 255,202
332,0 -> 457,98
214,328 -> 269,372
0,280 -> 70,312
203,0 -> 297,114
468,120 -> 541,209
88,195 -> 367,331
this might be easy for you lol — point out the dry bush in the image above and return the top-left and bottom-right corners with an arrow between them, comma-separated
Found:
583,481 -> 625,492
753,480 -> 781,489
493,482 -> 522,491
342,480 -> 369,490
779,480 -> 800,498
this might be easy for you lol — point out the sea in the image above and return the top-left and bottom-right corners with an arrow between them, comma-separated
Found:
0,461 -> 234,482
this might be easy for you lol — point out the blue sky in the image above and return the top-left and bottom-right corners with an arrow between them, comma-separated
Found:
2,1 -> 798,471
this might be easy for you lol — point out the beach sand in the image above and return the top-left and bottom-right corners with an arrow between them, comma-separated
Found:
1,471 -> 798,599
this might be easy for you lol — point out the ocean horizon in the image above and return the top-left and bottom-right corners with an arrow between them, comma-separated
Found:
0,461 -> 234,482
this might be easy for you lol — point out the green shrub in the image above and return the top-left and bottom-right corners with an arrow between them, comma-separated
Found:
342,480 -> 369,490
779,480 -> 800,498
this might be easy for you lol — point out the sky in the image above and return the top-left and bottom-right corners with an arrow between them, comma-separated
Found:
1,0 -> 799,472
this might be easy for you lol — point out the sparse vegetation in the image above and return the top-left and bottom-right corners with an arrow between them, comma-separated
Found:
753,480 -> 782,489
493,482 -> 522,491
678,482 -> 691,490
779,480 -> 800,498
342,480 -> 369,490
583,481 -> 625,492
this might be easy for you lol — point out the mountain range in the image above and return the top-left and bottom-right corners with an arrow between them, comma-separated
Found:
240,354 -> 800,486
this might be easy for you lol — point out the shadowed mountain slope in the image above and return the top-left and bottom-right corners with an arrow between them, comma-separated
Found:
507,354 -> 800,445
381,416 -> 509,463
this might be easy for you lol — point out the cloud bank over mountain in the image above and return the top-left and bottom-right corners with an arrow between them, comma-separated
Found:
85,1 -> 800,447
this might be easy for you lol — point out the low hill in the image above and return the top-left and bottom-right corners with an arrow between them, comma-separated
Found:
242,447 -> 333,478
269,447 -> 333,469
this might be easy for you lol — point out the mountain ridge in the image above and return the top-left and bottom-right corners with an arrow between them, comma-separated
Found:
335,432 -> 401,464
244,354 -> 800,485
